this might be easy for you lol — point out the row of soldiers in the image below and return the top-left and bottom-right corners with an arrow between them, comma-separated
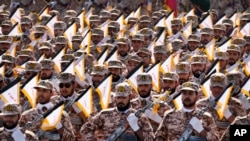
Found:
0,1 -> 250,141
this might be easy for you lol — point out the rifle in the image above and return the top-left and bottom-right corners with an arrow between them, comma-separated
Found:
178,83 -> 232,141
64,86 -> 91,112
106,91 -> 171,141
22,101 -> 64,131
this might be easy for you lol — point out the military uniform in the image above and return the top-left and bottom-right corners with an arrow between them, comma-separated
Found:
220,113 -> 250,141
196,73 -> 246,138
0,103 -> 38,141
19,80 -> 75,141
155,82 -> 219,141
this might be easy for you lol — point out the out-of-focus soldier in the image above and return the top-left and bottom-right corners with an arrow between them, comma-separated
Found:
20,16 -> 32,35
100,10 -> 111,24
107,60 -> 125,91
239,13 -> 250,29
184,34 -> 201,53
176,61 -> 192,85
226,44 -> 241,67
1,54 -> 18,85
63,9 -> 77,26
190,54 -> 207,84
0,35 -> 12,55
220,112 -> 250,141
53,21 -> 66,38
177,0 -> 192,14
110,8 -> 120,21
71,34 -> 83,52
160,72 -> 180,108
152,11 -> 163,25
1,20 -> 12,35
40,14 -> 52,25
131,73 -> 170,131
19,80 -> 75,141
139,28 -> 154,48
107,21 -> 120,43
60,54 -> 74,71
21,61 -> 41,86
125,54 -> 142,74
0,10 -> 9,24
0,103 -> 39,141
170,18 -> 183,36
197,73 -> 246,138
38,41 -> 55,59
0,74 -> 6,90
137,47 -> 152,72
89,15 -> 101,29
199,27 -> 214,47
155,81 -> 219,141
222,18 -> 234,38
226,71 -> 250,113
80,82 -> 154,141
18,0 -> 48,14
186,15 -> 199,32
138,15 -> 151,30
16,49 -> 35,66
232,38 -> 247,58
154,45 -> 170,63
213,24 -> 228,46
243,35 -> 250,58
39,59 -> 59,92
53,36 -> 68,53
126,17 -> 138,31
131,34 -> 145,53
90,28 -> 104,58
214,50 -> 228,74
116,37 -> 131,62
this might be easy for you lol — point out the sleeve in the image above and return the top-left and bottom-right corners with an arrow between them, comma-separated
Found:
220,126 -> 230,141
137,113 -> 155,141
60,111 -> 75,140
201,114 -> 220,141
154,112 -> 169,141
231,100 -> 247,117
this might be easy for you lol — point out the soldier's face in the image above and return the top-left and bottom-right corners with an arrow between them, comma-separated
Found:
132,40 -> 144,52
137,84 -> 152,98
154,53 -> 166,62
201,34 -> 212,45
191,64 -> 206,78
227,51 -> 240,66
213,29 -> 224,39
2,114 -> 20,129
218,60 -> 228,70
115,96 -> 130,111
210,86 -> 224,98
108,68 -> 121,79
92,35 -> 103,44
117,44 -> 129,57
171,25 -> 181,34
178,73 -> 190,85
54,29 -> 64,37
127,60 -> 140,73
187,41 -> 199,51
92,75 -> 105,87
162,80 -> 178,92
40,69 -> 53,80
1,25 -> 12,35
0,79 -> 6,89
59,82 -> 74,97
181,90 -> 198,108
139,22 -> 150,29
137,53 -> 151,67
37,88 -> 53,104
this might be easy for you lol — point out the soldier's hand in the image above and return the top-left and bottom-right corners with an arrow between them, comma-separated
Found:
189,117 -> 204,133
127,113 -> 140,131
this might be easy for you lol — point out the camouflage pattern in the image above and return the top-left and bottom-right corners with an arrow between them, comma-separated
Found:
0,128 -> 39,141
155,109 -> 219,141
80,107 -> 154,141
19,108 -> 75,141
130,95 -> 170,131
220,113 -> 250,141
196,97 -> 246,138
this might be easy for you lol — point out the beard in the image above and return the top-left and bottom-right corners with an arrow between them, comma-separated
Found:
183,98 -> 196,108
117,101 -> 130,112
3,121 -> 18,130
41,73 -> 52,80
228,59 -> 236,66
119,51 -> 128,57
138,90 -> 151,98
193,70 -> 204,78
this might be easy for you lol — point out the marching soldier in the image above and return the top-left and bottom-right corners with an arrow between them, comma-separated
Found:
176,61 -> 192,85
131,34 -> 145,53
131,73 -> 170,131
226,44 -> 241,67
38,41 -> 55,59
196,73 -> 246,138
155,81 -> 219,141
0,35 -> 12,55
214,50 -> 229,74
0,103 -> 39,141
154,45 -> 169,63
1,54 -> 18,85
125,54 -> 142,74
19,80 -> 75,141
199,27 -> 214,47
137,47 -> 152,72
116,37 -> 131,62
184,34 -> 201,53
213,24 -> 228,46
1,20 -> 12,35
80,82 -> 154,141
52,72 -> 88,140
190,54 -> 207,84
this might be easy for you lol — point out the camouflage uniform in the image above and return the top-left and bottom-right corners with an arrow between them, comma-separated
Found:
220,113 -> 250,141
80,107 -> 154,141
0,103 -> 38,141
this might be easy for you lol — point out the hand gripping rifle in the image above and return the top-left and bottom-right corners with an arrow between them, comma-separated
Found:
22,101 -> 64,131
106,91 -> 171,141
178,83 -> 232,141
